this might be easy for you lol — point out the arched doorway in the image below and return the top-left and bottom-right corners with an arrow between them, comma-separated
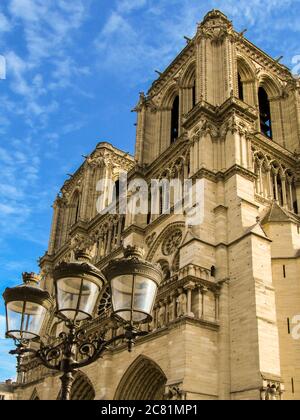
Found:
71,371 -> 95,400
57,371 -> 95,400
114,356 -> 167,400
30,388 -> 40,400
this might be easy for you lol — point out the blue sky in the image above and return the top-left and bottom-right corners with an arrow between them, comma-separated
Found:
0,0 -> 299,381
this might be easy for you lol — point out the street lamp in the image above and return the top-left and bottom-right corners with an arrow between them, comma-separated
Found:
3,273 -> 53,341
2,247 -> 162,400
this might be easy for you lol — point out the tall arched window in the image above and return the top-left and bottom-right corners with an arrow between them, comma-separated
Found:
258,87 -> 272,139
69,191 -> 80,227
238,73 -> 244,101
170,95 -> 179,144
237,58 -> 256,106
192,80 -> 196,107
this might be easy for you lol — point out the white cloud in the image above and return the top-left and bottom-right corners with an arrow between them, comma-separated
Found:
117,0 -> 148,14
94,0 -> 300,85
9,0 -> 43,22
0,12 -> 12,32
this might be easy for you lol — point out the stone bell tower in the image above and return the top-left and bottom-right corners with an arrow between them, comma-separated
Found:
12,10 -> 300,400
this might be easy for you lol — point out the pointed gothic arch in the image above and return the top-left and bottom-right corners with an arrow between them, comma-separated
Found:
258,86 -> 273,139
170,95 -> 180,144
114,355 -> 167,400
181,60 -> 196,111
56,371 -> 95,400
30,387 -> 40,400
71,371 -> 95,400
68,189 -> 81,227
236,56 -> 256,106
259,73 -> 281,99
159,85 -> 181,151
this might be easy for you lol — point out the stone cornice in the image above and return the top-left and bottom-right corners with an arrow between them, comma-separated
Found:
251,133 -> 297,168
235,37 -> 292,82
112,317 -> 220,355
217,97 -> 258,122
221,165 -> 257,183
228,228 -> 272,248
182,100 -> 217,129
183,97 -> 258,131
122,224 -> 145,237
60,164 -> 85,197
192,165 -> 256,184
178,235 -> 215,250
158,275 -> 218,300
147,42 -> 195,98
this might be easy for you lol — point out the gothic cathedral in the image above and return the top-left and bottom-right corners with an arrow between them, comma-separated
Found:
14,10 -> 300,400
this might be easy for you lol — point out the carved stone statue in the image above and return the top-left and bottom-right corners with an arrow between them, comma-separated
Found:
157,302 -> 166,329
165,384 -> 185,400
176,289 -> 187,317
168,297 -> 175,323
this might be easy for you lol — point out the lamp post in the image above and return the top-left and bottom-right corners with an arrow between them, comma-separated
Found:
2,247 -> 162,400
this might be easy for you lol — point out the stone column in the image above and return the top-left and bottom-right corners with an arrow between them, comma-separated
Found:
214,289 -> 220,322
196,285 -> 203,319
106,227 -> 113,255
170,290 -> 177,321
48,198 -> 60,255
163,298 -> 169,326
246,135 -> 253,171
201,287 -> 208,319
266,165 -> 273,199
154,304 -> 159,330
80,163 -> 92,220
281,175 -> 287,208
117,217 -> 123,247
273,170 -> 279,203
287,177 -> 294,211
258,160 -> 263,195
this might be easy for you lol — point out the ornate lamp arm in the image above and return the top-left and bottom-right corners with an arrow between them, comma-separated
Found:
75,326 -> 148,370
11,322 -> 149,400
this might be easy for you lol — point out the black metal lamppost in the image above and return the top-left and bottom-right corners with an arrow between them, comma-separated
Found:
2,246 -> 162,400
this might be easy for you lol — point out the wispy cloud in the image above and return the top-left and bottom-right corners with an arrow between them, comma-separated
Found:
0,12 -> 12,32
0,0 -> 92,251
95,0 -> 300,84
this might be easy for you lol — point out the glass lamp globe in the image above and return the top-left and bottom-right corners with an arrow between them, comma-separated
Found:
53,251 -> 105,322
103,246 -> 163,325
3,273 -> 53,341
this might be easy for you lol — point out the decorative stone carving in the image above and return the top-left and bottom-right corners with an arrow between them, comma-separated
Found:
146,232 -> 156,247
70,233 -> 94,256
197,10 -> 234,44
162,229 -> 183,256
176,288 -> 187,317
165,383 -> 185,400
260,381 -> 284,401
157,301 -> 166,329
168,295 -> 175,323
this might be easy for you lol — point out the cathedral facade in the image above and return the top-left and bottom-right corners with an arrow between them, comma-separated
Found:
11,10 -> 300,400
